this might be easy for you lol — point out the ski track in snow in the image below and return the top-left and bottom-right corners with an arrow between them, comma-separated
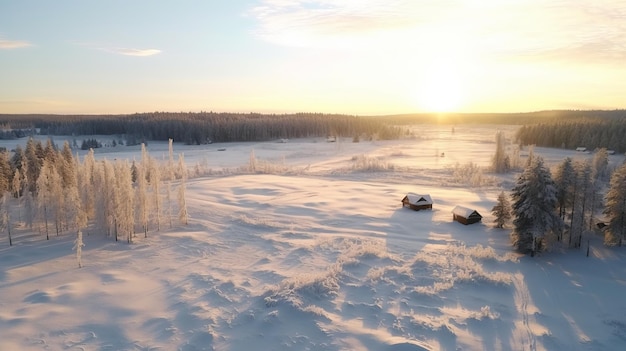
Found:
512,273 -> 539,351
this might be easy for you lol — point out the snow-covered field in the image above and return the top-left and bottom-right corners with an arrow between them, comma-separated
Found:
1,125 -> 626,351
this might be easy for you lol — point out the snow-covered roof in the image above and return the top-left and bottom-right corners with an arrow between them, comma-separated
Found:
404,193 -> 433,205
452,205 -> 481,218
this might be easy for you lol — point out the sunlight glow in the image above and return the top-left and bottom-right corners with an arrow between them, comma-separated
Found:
414,60 -> 465,113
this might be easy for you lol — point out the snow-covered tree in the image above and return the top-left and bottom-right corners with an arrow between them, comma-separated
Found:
553,157 -> 576,221
592,148 -> 609,182
511,156 -> 562,255
78,149 -> 96,221
24,138 -> 43,192
492,131 -> 510,173
100,159 -> 117,238
177,154 -> 188,225
73,230 -> 85,268
11,169 -> 22,222
165,181 -> 173,229
23,190 -> 35,230
0,151 -> 12,194
168,138 -> 175,180
36,160 -> 55,240
492,191 -> 512,228
114,160 -> 135,243
135,158 -> 149,237
1,192 -> 11,246
148,156 -> 162,231
603,163 -> 626,246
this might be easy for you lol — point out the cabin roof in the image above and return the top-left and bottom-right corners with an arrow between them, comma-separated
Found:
404,193 -> 433,206
452,205 -> 482,218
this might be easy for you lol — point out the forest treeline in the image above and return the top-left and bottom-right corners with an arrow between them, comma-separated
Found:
515,118 -> 626,153
0,112 -> 402,144
383,109 -> 626,125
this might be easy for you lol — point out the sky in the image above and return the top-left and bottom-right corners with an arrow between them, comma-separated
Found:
1,0 -> 626,115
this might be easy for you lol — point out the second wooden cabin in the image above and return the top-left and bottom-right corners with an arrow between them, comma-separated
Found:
452,205 -> 482,225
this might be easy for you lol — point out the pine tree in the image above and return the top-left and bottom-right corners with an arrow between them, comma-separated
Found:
511,156 -> 562,255
603,163 -> 626,246
25,138 -> 42,192
492,191 -> 512,228
570,160 -> 594,247
553,157 -> 576,221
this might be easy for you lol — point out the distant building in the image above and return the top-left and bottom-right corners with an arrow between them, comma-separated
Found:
401,193 -> 433,211
452,206 -> 483,225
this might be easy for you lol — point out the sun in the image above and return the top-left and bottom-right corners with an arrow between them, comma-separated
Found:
414,61 -> 465,113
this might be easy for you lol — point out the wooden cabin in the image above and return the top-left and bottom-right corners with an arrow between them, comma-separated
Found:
452,206 -> 482,225
401,193 -> 433,211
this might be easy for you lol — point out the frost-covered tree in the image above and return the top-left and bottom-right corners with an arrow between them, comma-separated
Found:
78,149 -> 96,221
553,157 -> 576,221
177,154 -> 188,225
1,192 -> 12,246
492,191 -> 512,228
492,131 -> 510,173
566,161 -> 585,247
168,138 -> 175,180
135,158 -> 149,237
100,160 -> 117,238
603,163 -> 626,246
25,138 -> 43,192
11,169 -> 22,222
511,156 -> 562,255
165,181 -> 173,229
114,161 -> 135,243
23,190 -> 35,230
0,151 -> 12,194
36,160 -> 56,240
592,148 -> 609,182
148,156 -> 162,231
73,230 -> 85,268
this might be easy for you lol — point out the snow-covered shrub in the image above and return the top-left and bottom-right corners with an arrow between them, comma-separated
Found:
264,262 -> 343,308
469,306 -> 500,320
450,162 -> 496,187
350,154 -> 395,172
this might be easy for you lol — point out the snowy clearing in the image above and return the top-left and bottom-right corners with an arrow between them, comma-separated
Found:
1,125 -> 626,351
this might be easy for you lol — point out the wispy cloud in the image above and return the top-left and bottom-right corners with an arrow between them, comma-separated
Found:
0,36 -> 32,49
249,0 -> 423,47
248,0 -> 626,64
99,47 -> 162,57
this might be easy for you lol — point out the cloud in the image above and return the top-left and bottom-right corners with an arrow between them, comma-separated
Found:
0,36 -> 32,49
248,0 -> 626,64
248,0 -> 426,47
100,47 -> 162,57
